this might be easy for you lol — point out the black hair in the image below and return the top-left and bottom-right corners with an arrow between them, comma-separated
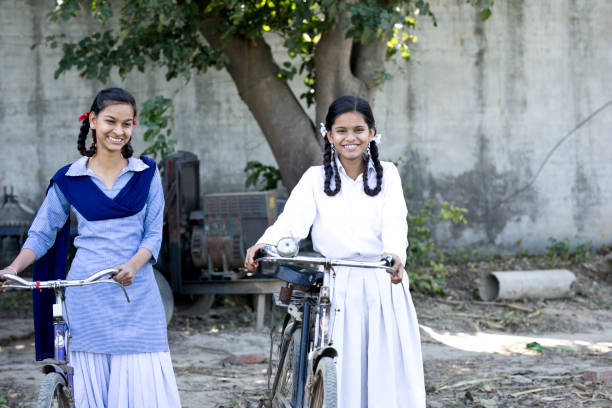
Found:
77,87 -> 137,158
322,95 -> 383,196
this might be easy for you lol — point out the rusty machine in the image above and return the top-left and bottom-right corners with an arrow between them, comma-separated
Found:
155,151 -> 285,321
0,187 -> 35,267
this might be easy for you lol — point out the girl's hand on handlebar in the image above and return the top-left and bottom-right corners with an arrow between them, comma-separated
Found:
113,263 -> 137,286
244,243 -> 268,271
1,266 -> 18,291
381,253 -> 404,284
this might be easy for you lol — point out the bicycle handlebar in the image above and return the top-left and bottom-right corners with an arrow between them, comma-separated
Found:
0,268 -> 130,303
256,253 -> 395,273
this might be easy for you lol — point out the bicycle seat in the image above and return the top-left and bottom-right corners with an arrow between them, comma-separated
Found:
274,265 -> 323,290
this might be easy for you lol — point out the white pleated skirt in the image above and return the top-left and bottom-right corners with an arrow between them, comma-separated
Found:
70,351 -> 181,408
329,266 -> 426,408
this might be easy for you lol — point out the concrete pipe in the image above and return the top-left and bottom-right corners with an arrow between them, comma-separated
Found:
478,269 -> 576,301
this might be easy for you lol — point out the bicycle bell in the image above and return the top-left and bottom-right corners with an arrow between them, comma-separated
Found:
277,237 -> 299,257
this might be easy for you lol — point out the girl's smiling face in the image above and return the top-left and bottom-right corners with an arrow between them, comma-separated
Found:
328,111 -> 375,163
89,103 -> 135,155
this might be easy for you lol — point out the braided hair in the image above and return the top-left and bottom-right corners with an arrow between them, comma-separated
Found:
77,87 -> 137,158
322,96 -> 384,197
363,140 -> 383,196
323,137 -> 341,196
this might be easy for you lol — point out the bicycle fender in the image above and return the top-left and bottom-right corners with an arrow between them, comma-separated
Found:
41,362 -> 73,377
312,346 -> 338,372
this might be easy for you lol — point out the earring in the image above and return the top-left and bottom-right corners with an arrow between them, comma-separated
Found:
331,144 -> 335,157
362,144 -> 370,161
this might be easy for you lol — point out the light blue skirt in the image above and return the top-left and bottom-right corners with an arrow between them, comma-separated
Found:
70,351 -> 181,407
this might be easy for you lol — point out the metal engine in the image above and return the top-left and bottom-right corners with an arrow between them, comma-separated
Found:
160,151 -> 284,292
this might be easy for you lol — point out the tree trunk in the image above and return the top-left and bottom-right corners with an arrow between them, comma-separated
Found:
314,16 -> 366,128
198,17 -> 321,190
314,6 -> 389,126
197,2 -> 389,189
352,41 -> 388,104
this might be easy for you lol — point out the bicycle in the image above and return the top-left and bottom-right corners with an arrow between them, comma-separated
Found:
0,269 -> 130,408
257,238 -> 394,408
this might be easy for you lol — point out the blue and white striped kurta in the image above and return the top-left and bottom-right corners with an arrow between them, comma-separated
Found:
23,156 -> 168,354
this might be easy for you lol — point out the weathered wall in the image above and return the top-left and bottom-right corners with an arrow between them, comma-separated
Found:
377,0 -> 612,251
1,0 -> 611,252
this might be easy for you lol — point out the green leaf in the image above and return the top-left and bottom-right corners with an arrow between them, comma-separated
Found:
526,341 -> 554,353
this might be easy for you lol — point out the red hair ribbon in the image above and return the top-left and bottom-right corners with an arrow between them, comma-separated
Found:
133,120 -> 138,126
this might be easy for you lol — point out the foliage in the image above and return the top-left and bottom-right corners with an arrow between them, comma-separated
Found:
47,0 -> 227,82
405,198 -> 468,295
407,199 -> 468,266
139,96 -> 177,161
408,261 -> 447,296
43,1 -> 491,106
244,161 -> 283,191
467,0 -> 494,22
545,237 -> 593,263
526,341 -> 571,354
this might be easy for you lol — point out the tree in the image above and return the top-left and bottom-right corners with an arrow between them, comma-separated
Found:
46,0 -> 492,189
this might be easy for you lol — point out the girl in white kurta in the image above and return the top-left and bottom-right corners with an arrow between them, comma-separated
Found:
245,96 -> 426,407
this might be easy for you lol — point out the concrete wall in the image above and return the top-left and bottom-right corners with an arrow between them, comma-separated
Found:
1,0 -> 611,252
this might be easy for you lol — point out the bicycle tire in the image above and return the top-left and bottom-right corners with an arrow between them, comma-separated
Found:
309,356 -> 337,408
272,327 -> 301,408
37,372 -> 71,408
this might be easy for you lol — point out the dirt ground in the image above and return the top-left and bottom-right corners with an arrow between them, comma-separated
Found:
1,253 -> 611,408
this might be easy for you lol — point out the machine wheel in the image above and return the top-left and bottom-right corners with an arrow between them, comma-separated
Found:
272,326 -> 301,408
154,268 -> 174,325
184,294 -> 216,316
309,356 -> 337,408
37,372 -> 70,408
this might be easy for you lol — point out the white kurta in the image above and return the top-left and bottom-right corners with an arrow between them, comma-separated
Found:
258,160 -> 426,408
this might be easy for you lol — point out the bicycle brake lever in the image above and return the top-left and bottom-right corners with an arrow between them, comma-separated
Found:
111,281 -> 131,303
102,271 -> 131,303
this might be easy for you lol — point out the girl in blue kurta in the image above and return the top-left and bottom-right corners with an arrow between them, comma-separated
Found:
0,88 -> 181,407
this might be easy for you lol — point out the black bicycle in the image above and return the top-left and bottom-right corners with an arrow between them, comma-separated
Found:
258,238 -> 394,408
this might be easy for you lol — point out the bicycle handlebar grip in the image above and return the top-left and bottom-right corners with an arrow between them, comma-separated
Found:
382,256 -> 394,267
0,273 -> 29,286
255,247 -> 269,259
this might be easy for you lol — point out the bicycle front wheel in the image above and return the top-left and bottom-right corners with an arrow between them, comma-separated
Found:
272,326 -> 301,408
37,372 -> 71,408
309,356 -> 337,408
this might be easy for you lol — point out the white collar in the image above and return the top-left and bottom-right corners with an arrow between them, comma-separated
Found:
65,156 -> 149,177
